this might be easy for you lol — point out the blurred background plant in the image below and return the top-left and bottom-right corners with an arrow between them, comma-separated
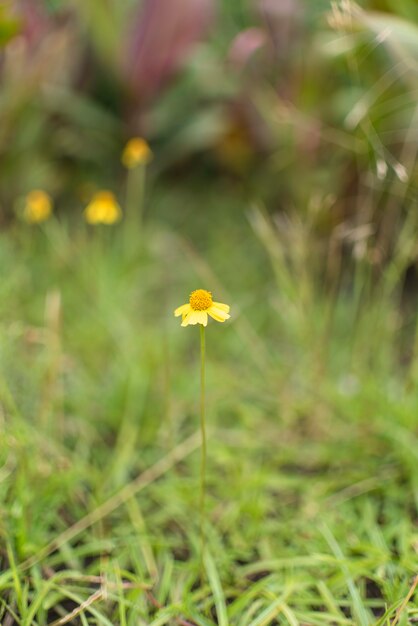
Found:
1,0 -> 416,266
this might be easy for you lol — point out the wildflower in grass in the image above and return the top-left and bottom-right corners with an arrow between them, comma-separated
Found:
174,289 -> 230,327
84,191 -> 122,225
122,139 -> 152,233
122,137 -> 152,169
174,289 -> 230,572
23,190 -> 52,223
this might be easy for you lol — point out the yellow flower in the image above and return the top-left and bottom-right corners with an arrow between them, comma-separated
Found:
121,137 -> 152,169
174,289 -> 230,327
23,190 -> 52,223
84,191 -> 122,225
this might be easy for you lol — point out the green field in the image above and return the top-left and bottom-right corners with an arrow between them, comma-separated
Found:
1,0 -> 418,623
0,181 -> 417,624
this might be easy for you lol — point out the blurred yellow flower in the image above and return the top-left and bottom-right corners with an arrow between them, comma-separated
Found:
122,137 -> 152,169
174,289 -> 230,327
23,190 -> 52,223
84,191 -> 122,225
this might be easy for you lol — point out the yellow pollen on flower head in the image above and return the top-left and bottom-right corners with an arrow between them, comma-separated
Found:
189,289 -> 213,311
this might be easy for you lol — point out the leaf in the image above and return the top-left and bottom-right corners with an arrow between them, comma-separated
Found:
356,11 -> 418,81
205,551 -> 229,626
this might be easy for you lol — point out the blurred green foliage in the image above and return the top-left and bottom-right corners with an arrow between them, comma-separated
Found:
0,0 -> 416,263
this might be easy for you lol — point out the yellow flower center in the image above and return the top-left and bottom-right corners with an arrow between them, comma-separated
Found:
189,289 -> 213,311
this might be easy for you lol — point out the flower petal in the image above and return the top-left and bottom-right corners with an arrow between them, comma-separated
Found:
181,311 -> 208,326
174,303 -> 190,317
208,306 -> 230,322
181,311 -> 193,326
211,306 -> 230,319
181,310 -> 201,326
191,311 -> 203,325
212,301 -> 230,313
197,311 -> 208,326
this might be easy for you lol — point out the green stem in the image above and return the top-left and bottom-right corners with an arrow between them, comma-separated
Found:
124,164 -> 146,253
199,324 -> 207,569
126,164 -> 145,226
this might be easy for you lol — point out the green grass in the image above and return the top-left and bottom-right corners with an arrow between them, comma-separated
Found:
0,189 -> 417,625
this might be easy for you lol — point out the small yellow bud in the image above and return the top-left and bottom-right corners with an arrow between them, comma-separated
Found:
121,137 -> 152,169
23,190 -> 53,223
84,191 -> 122,225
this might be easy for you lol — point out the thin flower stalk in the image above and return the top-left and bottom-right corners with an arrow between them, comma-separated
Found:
122,138 -> 152,230
174,289 -> 230,567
